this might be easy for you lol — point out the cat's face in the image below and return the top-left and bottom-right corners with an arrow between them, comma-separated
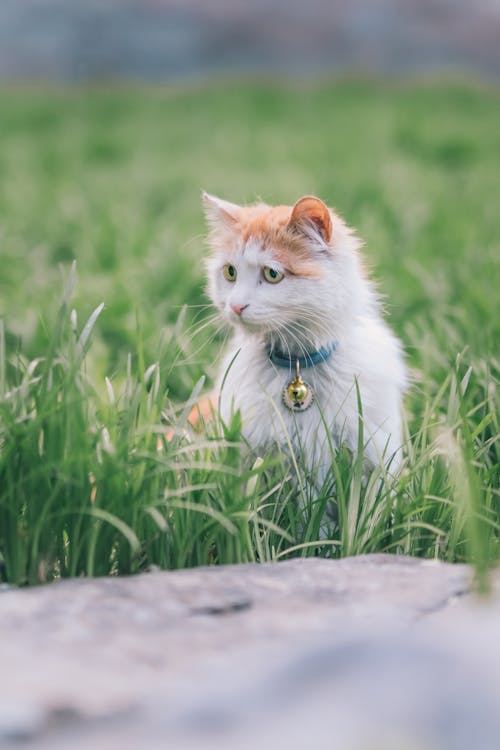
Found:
203,193 -> 363,344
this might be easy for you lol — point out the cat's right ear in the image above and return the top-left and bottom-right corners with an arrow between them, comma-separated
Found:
202,192 -> 241,230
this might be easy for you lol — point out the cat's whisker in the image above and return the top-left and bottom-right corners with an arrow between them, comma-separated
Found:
183,313 -> 223,341
281,323 -> 314,362
287,313 -> 335,348
268,312 -> 328,361
273,321 -> 305,360
176,320 -> 228,366
272,324 -> 296,365
289,318 -> 333,349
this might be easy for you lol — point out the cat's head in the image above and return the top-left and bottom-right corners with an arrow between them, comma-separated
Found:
203,193 -> 369,346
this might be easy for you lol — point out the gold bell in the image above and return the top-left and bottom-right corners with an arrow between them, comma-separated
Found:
287,376 -> 308,405
282,360 -> 314,412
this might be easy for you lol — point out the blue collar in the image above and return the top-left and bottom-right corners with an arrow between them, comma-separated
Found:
269,340 -> 338,369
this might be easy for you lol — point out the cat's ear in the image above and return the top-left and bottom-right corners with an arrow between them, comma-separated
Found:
202,192 -> 241,230
288,196 -> 332,244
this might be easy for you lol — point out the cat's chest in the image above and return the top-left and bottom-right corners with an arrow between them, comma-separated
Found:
218,345 -> 342,443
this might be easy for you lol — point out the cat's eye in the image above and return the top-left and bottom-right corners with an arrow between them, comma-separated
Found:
223,264 -> 237,282
263,266 -> 284,284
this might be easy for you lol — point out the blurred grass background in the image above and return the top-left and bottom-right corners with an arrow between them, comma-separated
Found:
0,80 -> 498,583
1,81 -> 498,390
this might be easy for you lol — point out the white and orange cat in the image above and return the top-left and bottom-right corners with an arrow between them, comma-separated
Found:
203,192 -> 407,484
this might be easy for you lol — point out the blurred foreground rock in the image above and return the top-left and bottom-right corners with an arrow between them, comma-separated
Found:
1,554 -> 500,749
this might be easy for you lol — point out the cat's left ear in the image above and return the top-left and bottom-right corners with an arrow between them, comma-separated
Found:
202,192 -> 241,229
288,196 -> 332,244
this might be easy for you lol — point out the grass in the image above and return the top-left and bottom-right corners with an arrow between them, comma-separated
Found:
0,80 -> 498,585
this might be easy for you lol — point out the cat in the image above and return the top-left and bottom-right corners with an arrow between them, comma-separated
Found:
203,192 -> 407,489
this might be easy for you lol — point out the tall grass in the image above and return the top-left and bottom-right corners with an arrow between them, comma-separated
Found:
0,265 -> 497,585
0,81 -> 498,584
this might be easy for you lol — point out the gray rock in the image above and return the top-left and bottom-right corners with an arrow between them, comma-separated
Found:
1,554 -> 499,749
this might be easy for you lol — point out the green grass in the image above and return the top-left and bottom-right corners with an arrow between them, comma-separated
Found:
0,80 -> 498,585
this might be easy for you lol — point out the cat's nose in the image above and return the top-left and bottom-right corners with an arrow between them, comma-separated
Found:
230,303 -> 248,316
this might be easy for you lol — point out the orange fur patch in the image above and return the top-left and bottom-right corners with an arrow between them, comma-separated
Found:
163,393 -> 218,443
205,195 -> 341,279
233,203 -> 327,278
188,393 -> 218,430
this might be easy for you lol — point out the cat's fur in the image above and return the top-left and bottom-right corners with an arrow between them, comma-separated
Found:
203,192 -> 407,484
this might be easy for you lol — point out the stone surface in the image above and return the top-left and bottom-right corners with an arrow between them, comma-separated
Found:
1,554 -> 500,749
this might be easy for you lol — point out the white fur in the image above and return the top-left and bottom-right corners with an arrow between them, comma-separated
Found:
204,195 -> 407,484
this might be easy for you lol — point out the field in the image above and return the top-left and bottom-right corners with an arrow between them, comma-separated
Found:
0,81 -> 498,585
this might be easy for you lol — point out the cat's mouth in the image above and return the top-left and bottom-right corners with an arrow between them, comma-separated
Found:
232,316 -> 262,333
226,307 -> 264,332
